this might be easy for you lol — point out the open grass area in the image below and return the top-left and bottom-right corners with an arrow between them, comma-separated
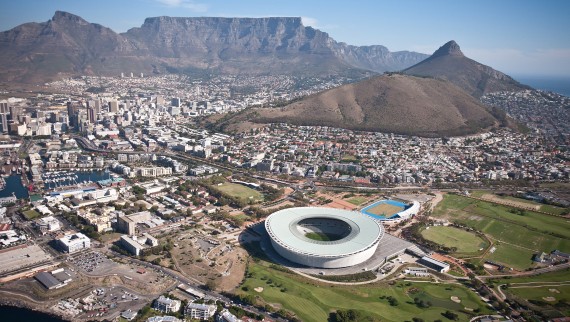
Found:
22,209 -> 40,220
509,284 -> 570,302
238,260 -> 492,322
489,269 -> 570,318
469,191 -> 568,215
491,268 -> 570,284
216,182 -> 263,202
346,196 -> 368,206
431,194 -> 570,270
421,226 -> 488,255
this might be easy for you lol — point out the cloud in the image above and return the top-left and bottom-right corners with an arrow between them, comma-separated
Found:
155,0 -> 208,12
301,16 -> 318,27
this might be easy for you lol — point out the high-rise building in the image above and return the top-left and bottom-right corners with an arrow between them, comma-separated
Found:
108,100 -> 119,113
171,97 -> 181,107
9,106 -> 21,121
0,102 -> 9,133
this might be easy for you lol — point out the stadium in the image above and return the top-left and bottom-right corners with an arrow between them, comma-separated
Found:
265,207 -> 384,268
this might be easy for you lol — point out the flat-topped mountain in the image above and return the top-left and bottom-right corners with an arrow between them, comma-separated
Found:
403,40 -> 531,97
214,74 -> 501,137
0,11 -> 428,83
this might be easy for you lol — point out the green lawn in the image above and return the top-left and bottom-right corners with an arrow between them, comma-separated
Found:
305,232 -> 340,241
508,284 -> 570,302
489,270 -> 570,318
484,243 -> 535,271
346,196 -> 368,206
431,194 -> 570,270
216,182 -> 263,201
491,268 -> 570,284
238,260 -> 492,322
22,209 -> 40,220
421,226 -> 488,255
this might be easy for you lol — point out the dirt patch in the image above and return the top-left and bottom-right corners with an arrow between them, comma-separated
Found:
543,296 -> 556,302
170,234 -> 248,292
549,289 -> 560,293
481,194 -> 540,210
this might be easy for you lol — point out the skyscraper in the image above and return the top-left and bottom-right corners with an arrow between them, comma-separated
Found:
0,102 -> 9,133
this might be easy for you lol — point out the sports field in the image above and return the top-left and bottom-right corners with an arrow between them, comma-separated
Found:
238,259 -> 492,322
421,226 -> 488,255
431,194 -> 570,270
22,209 -> 40,220
361,200 -> 407,219
216,182 -> 263,201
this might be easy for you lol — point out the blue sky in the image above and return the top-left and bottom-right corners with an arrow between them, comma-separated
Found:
1,0 -> 569,77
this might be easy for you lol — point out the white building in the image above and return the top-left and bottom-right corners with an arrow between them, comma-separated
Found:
153,295 -> 181,313
217,309 -> 242,322
36,216 -> 61,234
57,232 -> 91,253
185,303 -> 216,320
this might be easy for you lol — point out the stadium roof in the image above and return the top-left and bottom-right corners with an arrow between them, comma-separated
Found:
265,207 -> 383,257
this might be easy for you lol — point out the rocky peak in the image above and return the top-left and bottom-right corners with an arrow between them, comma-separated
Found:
51,11 -> 89,25
431,40 -> 464,58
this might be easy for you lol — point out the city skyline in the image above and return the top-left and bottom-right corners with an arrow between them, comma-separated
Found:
1,0 -> 569,77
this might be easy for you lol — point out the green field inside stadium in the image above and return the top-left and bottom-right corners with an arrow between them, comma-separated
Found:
421,226 -> 488,255
237,259 -> 492,322
215,182 -> 263,201
365,203 -> 404,216
305,232 -> 337,241
431,194 -> 570,270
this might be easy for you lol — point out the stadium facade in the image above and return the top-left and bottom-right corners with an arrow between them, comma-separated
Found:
265,207 -> 384,268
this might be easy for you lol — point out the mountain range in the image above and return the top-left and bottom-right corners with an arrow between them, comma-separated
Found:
0,11 -> 428,83
212,41 -> 529,137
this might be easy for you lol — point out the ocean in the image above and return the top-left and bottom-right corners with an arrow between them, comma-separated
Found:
514,76 -> 570,97
0,306 -> 67,322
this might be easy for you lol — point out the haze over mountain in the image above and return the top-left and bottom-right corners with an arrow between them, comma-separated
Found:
213,74 -> 501,137
403,40 -> 531,97
0,11 -> 428,84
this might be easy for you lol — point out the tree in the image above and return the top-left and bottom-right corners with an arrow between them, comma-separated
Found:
442,310 -> 458,320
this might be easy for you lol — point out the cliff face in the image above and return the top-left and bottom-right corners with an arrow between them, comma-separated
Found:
0,12 -> 428,83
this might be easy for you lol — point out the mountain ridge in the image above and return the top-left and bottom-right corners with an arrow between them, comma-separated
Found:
404,40 -> 531,97
0,11 -> 429,83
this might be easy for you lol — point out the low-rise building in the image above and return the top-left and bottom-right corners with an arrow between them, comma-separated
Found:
217,309 -> 242,322
153,295 -> 181,313
57,232 -> 91,253
418,256 -> 450,273
185,302 -> 216,320
36,216 -> 61,234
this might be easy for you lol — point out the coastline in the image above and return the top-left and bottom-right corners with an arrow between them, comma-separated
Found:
0,297 -> 70,322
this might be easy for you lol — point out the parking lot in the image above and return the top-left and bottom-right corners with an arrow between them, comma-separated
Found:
68,251 -> 116,275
